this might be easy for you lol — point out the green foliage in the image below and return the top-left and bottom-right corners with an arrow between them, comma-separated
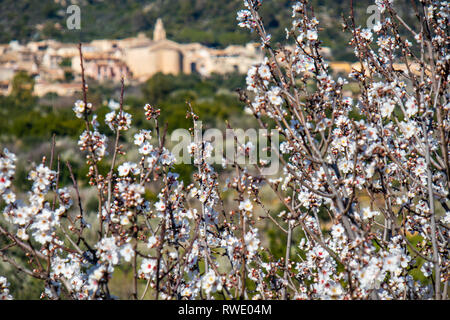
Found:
64,70 -> 74,82
267,227 -> 287,259
59,57 -> 72,67
0,103 -> 82,140
10,71 -> 36,107
172,163 -> 194,185
142,72 -> 246,132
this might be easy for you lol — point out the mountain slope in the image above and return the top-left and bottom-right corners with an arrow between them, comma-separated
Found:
1,0 -> 416,61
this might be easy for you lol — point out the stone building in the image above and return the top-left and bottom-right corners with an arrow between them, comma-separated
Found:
72,52 -> 132,82
124,19 -> 187,81
34,81 -> 81,97
123,18 -> 265,80
329,61 -> 352,75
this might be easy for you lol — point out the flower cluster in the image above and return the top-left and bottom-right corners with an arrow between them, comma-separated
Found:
105,110 -> 132,131
73,100 -> 93,119
0,276 -> 12,300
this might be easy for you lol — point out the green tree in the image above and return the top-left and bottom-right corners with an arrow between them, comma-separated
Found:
142,72 -> 178,105
10,71 -> 36,107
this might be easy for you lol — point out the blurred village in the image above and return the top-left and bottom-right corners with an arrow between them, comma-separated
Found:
0,18 -> 375,98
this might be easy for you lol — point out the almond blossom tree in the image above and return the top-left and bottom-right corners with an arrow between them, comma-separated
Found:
236,0 -> 448,299
0,0 -> 448,300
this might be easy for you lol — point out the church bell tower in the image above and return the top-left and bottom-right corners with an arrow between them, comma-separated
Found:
153,18 -> 166,41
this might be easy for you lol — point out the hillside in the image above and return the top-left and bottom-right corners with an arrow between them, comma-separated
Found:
1,0 -> 417,61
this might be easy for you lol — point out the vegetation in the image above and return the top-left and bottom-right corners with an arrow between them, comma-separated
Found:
1,71 -> 246,141
0,71 -> 249,190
